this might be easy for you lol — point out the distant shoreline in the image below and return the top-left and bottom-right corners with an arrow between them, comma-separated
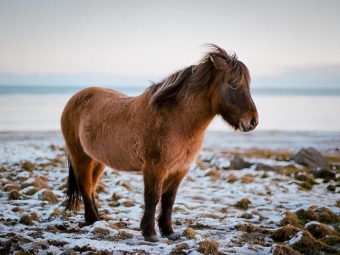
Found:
1,85 -> 340,96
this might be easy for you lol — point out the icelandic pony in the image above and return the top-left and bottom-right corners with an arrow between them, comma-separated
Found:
61,44 -> 258,242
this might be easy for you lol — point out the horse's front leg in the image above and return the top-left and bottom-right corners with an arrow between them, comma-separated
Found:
158,170 -> 188,241
140,166 -> 166,242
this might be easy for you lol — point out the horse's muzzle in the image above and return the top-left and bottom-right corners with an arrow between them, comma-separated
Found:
239,115 -> 258,132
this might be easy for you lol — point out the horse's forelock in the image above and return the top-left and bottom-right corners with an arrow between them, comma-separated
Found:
204,44 -> 250,85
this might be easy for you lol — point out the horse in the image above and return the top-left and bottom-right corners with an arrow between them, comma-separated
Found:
61,44 -> 258,242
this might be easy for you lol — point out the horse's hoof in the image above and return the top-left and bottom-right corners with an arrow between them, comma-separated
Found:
144,235 -> 159,242
165,232 -> 180,241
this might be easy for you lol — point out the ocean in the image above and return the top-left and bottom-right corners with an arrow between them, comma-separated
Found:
0,85 -> 340,132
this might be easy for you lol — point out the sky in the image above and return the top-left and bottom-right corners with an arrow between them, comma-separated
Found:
0,0 -> 340,88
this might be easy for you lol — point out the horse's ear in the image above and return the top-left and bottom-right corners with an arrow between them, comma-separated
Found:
209,54 -> 228,70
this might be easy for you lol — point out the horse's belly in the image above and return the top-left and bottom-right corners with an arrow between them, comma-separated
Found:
105,152 -> 143,172
79,124 -> 143,172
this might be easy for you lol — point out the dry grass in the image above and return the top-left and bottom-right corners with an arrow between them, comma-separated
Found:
20,177 -> 49,190
183,227 -> 197,239
227,173 -> 238,183
171,243 -> 189,255
19,214 -> 33,226
271,244 -> 302,255
235,198 -> 251,210
198,239 -> 219,255
272,224 -> 299,242
280,210 -> 301,228
204,168 -> 221,181
241,174 -> 254,184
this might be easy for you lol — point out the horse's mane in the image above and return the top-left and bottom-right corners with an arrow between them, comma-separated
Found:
148,44 -> 249,108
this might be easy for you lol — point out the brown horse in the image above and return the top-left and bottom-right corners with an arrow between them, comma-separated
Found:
61,44 -> 258,242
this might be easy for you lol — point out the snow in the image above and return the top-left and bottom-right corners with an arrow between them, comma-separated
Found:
0,131 -> 339,254
288,231 -> 304,245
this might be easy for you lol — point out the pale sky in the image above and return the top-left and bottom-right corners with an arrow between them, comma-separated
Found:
1,0 -> 340,87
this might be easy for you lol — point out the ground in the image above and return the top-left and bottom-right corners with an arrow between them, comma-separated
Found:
0,131 -> 339,255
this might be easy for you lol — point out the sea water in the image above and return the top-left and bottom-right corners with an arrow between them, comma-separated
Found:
0,86 -> 340,132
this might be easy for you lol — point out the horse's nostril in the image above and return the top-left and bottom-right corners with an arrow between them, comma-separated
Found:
250,118 -> 257,127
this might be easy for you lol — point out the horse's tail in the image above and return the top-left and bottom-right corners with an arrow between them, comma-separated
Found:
65,156 -> 81,211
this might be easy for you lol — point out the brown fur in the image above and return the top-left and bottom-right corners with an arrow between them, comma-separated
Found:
61,44 -> 258,241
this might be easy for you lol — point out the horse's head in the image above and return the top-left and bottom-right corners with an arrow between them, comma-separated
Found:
208,47 -> 258,132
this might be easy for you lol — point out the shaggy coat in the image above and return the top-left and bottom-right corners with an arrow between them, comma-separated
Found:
61,44 -> 258,242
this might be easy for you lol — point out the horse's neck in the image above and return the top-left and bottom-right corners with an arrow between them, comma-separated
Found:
174,93 -> 215,135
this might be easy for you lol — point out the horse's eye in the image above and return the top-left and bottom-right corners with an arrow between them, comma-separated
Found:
229,82 -> 237,89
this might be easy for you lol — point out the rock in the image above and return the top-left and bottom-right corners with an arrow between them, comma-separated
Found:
291,147 -> 328,169
310,169 -> 336,179
255,163 -> 277,172
229,156 -> 252,170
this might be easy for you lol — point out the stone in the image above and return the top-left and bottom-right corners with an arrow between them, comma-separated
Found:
229,156 -> 252,170
255,163 -> 277,171
291,147 -> 328,169
310,169 -> 336,179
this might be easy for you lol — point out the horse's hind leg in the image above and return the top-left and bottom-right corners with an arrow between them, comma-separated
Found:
158,169 -> 188,240
91,162 -> 106,219
68,150 -> 102,225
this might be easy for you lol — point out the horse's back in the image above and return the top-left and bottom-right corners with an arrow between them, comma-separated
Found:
61,86 -> 126,133
61,87 -> 143,171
